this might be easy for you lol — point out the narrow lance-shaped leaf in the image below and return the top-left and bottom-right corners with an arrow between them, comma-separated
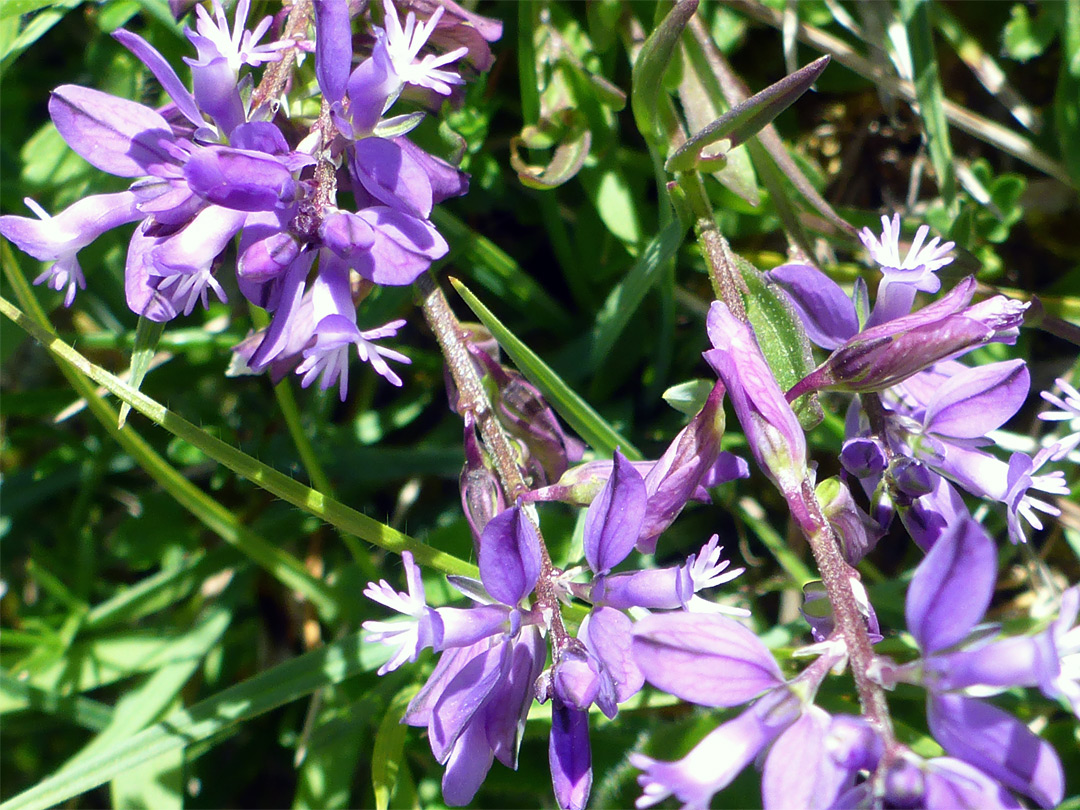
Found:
118,315 -> 166,429
631,0 -> 700,147
666,56 -> 830,173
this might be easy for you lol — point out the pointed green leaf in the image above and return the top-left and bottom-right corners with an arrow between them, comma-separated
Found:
734,255 -> 823,431
449,279 -> 642,460
118,315 -> 166,429
588,214 -> 690,369
372,685 -> 419,810
666,56 -> 830,172
632,0 -> 699,146
901,0 -> 956,205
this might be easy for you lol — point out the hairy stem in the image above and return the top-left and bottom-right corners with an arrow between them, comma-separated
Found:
251,0 -> 313,112
787,478 -> 896,746
416,272 -> 570,647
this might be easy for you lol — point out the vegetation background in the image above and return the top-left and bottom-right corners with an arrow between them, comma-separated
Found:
1,0 -> 1078,808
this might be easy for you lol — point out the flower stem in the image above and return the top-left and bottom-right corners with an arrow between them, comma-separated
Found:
787,477 -> 896,746
416,272 -> 570,646
252,0 -> 313,113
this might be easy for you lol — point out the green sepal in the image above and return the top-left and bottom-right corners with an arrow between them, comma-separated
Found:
735,255 -> 823,431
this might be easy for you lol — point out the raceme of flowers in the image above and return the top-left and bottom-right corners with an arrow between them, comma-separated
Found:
357,213 -> 1076,809
0,0 -> 500,399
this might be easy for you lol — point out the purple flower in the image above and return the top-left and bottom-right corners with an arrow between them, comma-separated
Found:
788,277 -> 1029,399
704,301 -> 807,496
876,517 -> 1067,807
0,192 -> 142,306
860,213 -> 955,325
630,686 -> 803,810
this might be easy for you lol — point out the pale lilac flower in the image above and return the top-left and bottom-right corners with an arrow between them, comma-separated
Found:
0,192 -> 141,306
381,0 -> 469,96
189,0 -> 290,75
859,213 -> 955,290
1040,377 -> 1080,460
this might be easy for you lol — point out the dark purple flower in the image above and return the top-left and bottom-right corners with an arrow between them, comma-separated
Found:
788,278 -> 1028,399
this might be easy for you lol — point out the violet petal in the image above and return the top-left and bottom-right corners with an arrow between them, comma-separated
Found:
49,85 -> 176,178
632,612 -> 784,707
928,693 -> 1064,809
907,517 -> 995,654
766,262 -> 859,349
583,449 -> 647,574
549,701 -> 592,810
478,505 -> 541,606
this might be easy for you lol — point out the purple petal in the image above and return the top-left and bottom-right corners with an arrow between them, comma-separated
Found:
441,715 -> 494,806
249,250 -> 317,368
630,690 -> 799,810
352,137 -> 434,219
125,220 -> 178,322
313,0 -> 352,105
923,360 -> 1030,439
396,136 -> 470,203
429,640 -> 510,763
583,449 -> 646,574
549,701 -> 592,810
0,191 -> 141,262
352,206 -> 448,285
184,146 -> 297,211
766,262 -> 859,349
928,694 -> 1064,809
188,56 -> 245,134
762,707 -> 846,810
705,302 -> 806,495
478,505 -> 541,606
906,517 -> 995,653
228,121 -> 291,155
112,29 -> 204,129
632,612 -> 784,707
49,85 -> 176,178
484,626 -> 545,769
583,606 -> 643,705
924,758 -> 1023,810
320,209 -> 377,258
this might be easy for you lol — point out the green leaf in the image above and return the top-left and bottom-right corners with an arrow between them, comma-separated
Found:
0,672 -> 113,732
735,256 -> 822,430
449,279 -> 642,460
0,632 -> 384,810
631,0 -> 699,147
901,0 -> 956,205
118,316 -> 166,429
661,379 -> 714,416
588,214 -> 690,369
372,685 -> 419,810
1002,3 -> 1057,63
666,56 -> 830,172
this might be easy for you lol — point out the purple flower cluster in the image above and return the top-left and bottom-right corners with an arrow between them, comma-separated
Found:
364,440 -> 748,807
0,0 -> 500,398
628,517 -> 1074,810
769,216 -> 1069,548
